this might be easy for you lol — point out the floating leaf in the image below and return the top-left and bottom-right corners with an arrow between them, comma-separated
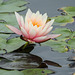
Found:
49,15 -> 74,26
0,69 -> 24,75
41,40 -> 69,53
68,38 -> 75,50
44,60 -> 62,67
0,53 -> 42,70
58,6 -> 75,17
22,68 -> 54,75
0,33 -> 10,39
0,0 -> 28,13
52,28 -> 73,41
0,14 -> 19,32
0,37 -> 26,53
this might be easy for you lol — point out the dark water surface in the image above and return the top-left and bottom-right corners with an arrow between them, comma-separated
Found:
23,0 -> 75,75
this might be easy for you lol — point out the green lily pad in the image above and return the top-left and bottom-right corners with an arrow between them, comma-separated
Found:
49,15 -> 74,26
41,40 -> 69,53
58,6 -> 75,17
0,0 -> 28,13
68,38 -> 75,50
22,68 -> 54,75
0,53 -> 42,70
52,28 -> 73,41
0,33 -> 10,39
0,14 -> 19,32
0,69 -> 24,75
70,31 -> 75,38
0,37 -> 26,53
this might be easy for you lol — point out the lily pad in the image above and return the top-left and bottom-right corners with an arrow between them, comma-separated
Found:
68,38 -> 75,50
41,40 -> 69,53
0,53 -> 42,70
0,37 -> 26,53
50,15 -> 74,26
0,0 -> 28,13
52,28 -> 73,41
58,6 -> 75,17
22,68 -> 54,75
0,69 -> 24,75
0,14 -> 19,32
0,33 -> 10,39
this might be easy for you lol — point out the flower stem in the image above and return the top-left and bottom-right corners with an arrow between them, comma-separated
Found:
22,42 -> 29,50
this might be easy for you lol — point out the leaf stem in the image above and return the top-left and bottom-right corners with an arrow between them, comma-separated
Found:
22,42 -> 29,50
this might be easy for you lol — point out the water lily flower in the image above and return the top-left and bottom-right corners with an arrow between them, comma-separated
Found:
6,9 -> 61,43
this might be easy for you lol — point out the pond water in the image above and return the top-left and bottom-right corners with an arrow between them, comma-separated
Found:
23,0 -> 75,75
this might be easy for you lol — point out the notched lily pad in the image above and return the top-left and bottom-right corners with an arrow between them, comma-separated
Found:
0,53 -> 42,70
22,68 -> 54,75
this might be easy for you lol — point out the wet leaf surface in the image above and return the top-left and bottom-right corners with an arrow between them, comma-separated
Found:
0,53 -> 42,70
22,68 -> 54,75
44,60 -> 62,67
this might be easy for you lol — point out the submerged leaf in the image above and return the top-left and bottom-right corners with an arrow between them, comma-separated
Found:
22,68 -> 54,75
0,53 -> 42,70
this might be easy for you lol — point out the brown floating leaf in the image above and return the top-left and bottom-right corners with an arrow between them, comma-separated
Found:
44,60 -> 62,67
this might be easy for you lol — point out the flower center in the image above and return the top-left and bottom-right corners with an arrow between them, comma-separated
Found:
32,20 -> 42,27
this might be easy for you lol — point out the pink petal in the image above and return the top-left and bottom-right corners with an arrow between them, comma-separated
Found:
15,12 -> 22,27
21,27 -> 29,38
43,26 -> 53,35
42,13 -> 47,25
6,25 -> 22,35
25,9 -> 32,21
29,23 -> 36,39
21,16 -> 25,28
33,36 -> 47,43
46,34 -> 61,39
33,34 -> 61,43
